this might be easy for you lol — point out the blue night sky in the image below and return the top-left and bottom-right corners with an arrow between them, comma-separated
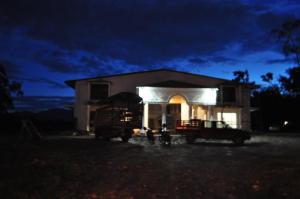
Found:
1,0 -> 300,103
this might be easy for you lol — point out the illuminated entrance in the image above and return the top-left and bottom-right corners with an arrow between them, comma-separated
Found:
137,86 -> 218,129
166,95 -> 189,128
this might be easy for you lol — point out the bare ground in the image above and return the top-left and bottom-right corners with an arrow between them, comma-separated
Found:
1,134 -> 300,199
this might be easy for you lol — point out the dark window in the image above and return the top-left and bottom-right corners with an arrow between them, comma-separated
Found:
167,104 -> 181,114
89,111 -> 96,130
90,84 -> 108,100
222,87 -> 236,103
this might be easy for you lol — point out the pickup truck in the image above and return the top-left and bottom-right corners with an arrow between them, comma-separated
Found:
176,119 -> 251,145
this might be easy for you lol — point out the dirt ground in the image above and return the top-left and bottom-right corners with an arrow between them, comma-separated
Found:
1,134 -> 300,199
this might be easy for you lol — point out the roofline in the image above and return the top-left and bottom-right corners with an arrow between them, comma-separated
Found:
65,68 -> 232,88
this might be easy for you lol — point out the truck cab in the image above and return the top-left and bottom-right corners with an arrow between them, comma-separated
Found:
176,119 -> 251,145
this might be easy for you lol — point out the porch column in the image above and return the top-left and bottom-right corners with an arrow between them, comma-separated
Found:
192,105 -> 198,119
86,105 -> 90,131
161,104 -> 167,125
143,103 -> 149,128
207,106 -> 213,121
189,104 -> 193,119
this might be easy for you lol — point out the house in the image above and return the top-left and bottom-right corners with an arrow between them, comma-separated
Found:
65,69 -> 254,132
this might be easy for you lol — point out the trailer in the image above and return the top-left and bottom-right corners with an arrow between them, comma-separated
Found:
94,92 -> 143,142
176,119 -> 251,145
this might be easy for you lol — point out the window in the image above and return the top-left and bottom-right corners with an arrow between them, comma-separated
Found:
217,112 -> 237,128
222,86 -> 236,103
167,104 -> 181,114
90,84 -> 108,100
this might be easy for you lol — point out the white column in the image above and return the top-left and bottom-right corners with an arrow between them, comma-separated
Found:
161,104 -> 167,125
181,102 -> 189,121
192,105 -> 198,119
143,103 -> 149,128
86,105 -> 90,131
207,106 -> 212,121
189,104 -> 193,119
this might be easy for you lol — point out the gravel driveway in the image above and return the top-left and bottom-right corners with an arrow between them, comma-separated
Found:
1,133 -> 300,198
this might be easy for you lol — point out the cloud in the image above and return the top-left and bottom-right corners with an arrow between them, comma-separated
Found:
188,58 -> 208,65
209,56 -> 240,65
1,0 -> 290,69
0,60 -> 21,76
1,0 -> 300,81
264,58 -> 294,64
13,76 -> 66,89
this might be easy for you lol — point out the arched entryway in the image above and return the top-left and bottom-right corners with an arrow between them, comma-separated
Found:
167,95 -> 189,129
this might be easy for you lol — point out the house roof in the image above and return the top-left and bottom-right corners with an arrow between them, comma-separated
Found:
141,80 -> 210,88
65,68 -> 231,88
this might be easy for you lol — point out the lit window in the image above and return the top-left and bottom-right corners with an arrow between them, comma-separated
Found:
217,112 -> 237,128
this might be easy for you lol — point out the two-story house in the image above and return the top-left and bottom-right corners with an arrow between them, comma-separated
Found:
65,69 -> 254,132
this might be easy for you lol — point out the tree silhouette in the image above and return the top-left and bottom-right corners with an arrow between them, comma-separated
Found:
272,19 -> 300,65
272,19 -> 300,96
232,70 -> 249,83
0,64 -> 23,114
261,72 -> 273,83
232,70 -> 255,85
279,67 -> 300,95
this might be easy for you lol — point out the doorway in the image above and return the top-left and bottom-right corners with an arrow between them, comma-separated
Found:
167,95 -> 188,128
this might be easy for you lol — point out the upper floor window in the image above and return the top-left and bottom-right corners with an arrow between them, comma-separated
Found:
222,86 -> 236,103
90,84 -> 108,100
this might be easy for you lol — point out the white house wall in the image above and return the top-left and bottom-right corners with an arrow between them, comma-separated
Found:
74,81 -> 89,131
72,70 -> 253,131
101,70 -> 225,95
138,87 -> 218,105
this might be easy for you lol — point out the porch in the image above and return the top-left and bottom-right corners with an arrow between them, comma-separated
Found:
137,86 -> 241,130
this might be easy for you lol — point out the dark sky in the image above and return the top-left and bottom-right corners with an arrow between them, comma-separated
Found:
1,0 -> 300,98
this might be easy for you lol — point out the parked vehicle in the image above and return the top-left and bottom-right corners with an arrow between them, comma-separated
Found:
94,92 -> 143,142
176,119 -> 251,145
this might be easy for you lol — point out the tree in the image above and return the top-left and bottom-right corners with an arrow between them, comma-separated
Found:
272,19 -> 300,65
0,64 -> 23,114
232,70 -> 249,83
251,73 -> 282,131
272,19 -> 300,96
261,72 -> 273,83
279,67 -> 300,95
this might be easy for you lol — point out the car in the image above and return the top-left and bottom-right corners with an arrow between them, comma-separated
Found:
176,119 -> 251,145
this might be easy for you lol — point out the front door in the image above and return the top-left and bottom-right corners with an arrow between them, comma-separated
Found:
167,104 -> 181,129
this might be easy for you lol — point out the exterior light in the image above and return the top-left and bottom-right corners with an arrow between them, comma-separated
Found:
137,86 -> 218,105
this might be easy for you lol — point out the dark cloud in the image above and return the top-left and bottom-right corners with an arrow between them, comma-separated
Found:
0,60 -> 21,76
188,58 -> 208,65
1,0 -> 290,70
209,56 -> 240,65
33,48 -> 108,75
188,56 -> 240,66
264,58 -> 294,64
13,76 -> 66,89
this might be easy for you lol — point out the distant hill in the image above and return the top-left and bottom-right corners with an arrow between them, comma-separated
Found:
35,108 -> 73,122
13,96 -> 74,112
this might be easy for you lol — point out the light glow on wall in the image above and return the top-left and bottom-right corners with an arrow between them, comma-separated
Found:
217,112 -> 238,128
137,86 -> 218,105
